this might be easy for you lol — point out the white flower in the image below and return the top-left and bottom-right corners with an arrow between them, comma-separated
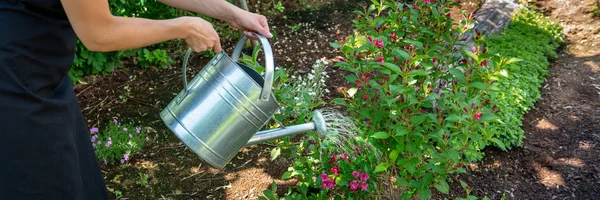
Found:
325,89 -> 330,93
291,75 -> 296,79
308,74 -> 314,80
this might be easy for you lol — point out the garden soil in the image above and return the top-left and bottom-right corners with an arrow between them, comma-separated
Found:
74,0 -> 599,199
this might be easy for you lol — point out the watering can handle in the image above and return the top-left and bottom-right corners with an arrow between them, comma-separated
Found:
231,32 -> 274,102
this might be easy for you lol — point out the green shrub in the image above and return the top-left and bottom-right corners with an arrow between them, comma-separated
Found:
89,119 -> 152,165
327,0 -> 519,198
485,8 -> 564,148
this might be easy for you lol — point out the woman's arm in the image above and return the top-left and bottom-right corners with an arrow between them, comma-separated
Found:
158,0 -> 272,39
60,0 -> 221,52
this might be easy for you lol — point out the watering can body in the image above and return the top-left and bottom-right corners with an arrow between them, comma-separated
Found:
160,33 -> 280,168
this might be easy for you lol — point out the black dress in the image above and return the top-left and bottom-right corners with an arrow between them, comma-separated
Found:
0,0 -> 108,199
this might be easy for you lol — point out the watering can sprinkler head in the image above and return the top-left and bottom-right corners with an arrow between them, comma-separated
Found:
312,110 -> 328,135
245,110 -> 329,146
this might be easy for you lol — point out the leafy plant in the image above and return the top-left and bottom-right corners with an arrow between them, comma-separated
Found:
484,8 -> 564,148
328,0 -> 514,199
89,119 -> 152,165
288,23 -> 303,32
136,173 -> 150,186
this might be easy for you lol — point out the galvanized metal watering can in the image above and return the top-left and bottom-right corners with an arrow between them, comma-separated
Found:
160,33 -> 327,168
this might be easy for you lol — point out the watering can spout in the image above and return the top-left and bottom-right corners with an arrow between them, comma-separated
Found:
246,110 -> 327,146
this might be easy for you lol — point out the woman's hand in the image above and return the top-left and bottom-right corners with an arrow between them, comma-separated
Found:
227,10 -> 273,40
177,17 -> 222,53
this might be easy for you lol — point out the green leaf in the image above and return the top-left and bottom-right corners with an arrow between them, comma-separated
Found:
375,162 -> 391,172
259,196 -> 268,200
470,82 -> 486,90
459,180 -> 468,190
434,180 -> 450,194
281,171 -> 292,180
408,69 -> 428,76
449,68 -> 467,83
418,188 -> 432,200
270,147 -> 281,161
491,138 -> 507,151
263,190 -> 277,200
392,49 -> 410,61
404,39 -> 424,49
379,62 -> 403,74
447,149 -> 460,163
462,49 -> 478,62
395,126 -> 409,136
480,113 -> 501,123
389,150 -> 400,163
506,57 -> 523,64
371,131 -> 390,139
271,181 -> 277,191
329,41 -> 340,49
410,115 -> 427,126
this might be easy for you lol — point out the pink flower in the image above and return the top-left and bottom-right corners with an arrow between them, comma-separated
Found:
129,134 -> 132,138
359,173 -> 370,181
376,55 -> 384,63
108,137 -> 111,141
136,127 -> 141,133
146,136 -> 149,141
390,32 -> 397,40
105,141 -> 112,147
120,159 -> 125,164
89,127 -> 99,134
320,173 -> 329,180
124,154 -> 129,161
373,39 -> 384,48
339,152 -> 348,161
474,113 -> 483,120
363,94 -> 369,101
356,79 -> 362,88
359,181 -> 368,191
123,127 -> 128,131
349,180 -> 359,191
329,153 -> 336,164
394,56 -> 399,62
352,171 -> 360,179
330,164 -> 340,176
92,143 -> 96,147
321,177 -> 336,190
423,0 -> 432,3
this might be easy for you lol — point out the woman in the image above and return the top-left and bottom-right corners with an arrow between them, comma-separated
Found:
0,0 -> 272,199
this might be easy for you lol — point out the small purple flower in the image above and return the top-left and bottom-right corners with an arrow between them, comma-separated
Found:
120,159 -> 125,164
89,127 -> 99,134
113,119 -> 118,125
123,127 -> 128,132
349,180 -> 359,192
352,171 -> 360,179
108,137 -> 111,141
124,154 -> 129,161
103,159 -> 107,165
105,141 -> 112,147
92,143 -> 96,147
359,181 -> 368,191
320,173 -> 328,180
97,141 -> 101,145
359,173 -> 369,181
136,127 -> 141,134
129,134 -> 132,138
147,129 -> 150,133
91,137 -> 96,143
145,136 -> 149,141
